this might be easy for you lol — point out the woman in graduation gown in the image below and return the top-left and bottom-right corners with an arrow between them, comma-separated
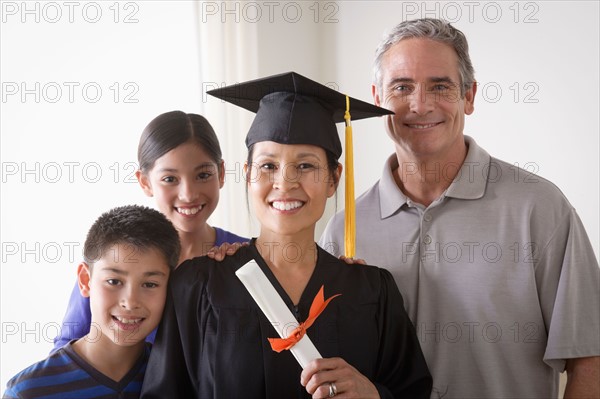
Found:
141,72 -> 432,399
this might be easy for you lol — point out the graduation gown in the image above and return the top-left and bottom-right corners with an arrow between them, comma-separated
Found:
141,241 -> 431,399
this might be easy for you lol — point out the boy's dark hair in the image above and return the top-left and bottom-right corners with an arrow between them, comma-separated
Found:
83,205 -> 180,270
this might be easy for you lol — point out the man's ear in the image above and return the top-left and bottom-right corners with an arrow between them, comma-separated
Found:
77,263 -> 92,298
136,170 -> 153,197
372,84 -> 382,107
464,81 -> 477,115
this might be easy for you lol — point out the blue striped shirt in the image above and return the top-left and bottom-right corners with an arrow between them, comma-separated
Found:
4,341 -> 149,399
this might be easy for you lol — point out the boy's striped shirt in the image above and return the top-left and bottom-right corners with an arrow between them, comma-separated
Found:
3,341 -> 150,399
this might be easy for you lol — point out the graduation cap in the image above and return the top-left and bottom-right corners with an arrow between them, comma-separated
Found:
207,71 -> 393,257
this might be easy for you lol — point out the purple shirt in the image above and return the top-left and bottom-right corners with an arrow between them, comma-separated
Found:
52,227 -> 248,352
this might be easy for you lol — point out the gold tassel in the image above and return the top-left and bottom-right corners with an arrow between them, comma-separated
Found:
344,95 -> 355,258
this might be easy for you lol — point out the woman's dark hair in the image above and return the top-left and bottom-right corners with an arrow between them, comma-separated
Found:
138,111 -> 222,173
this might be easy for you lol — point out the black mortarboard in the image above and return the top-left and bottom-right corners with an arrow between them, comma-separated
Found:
206,71 -> 393,159
207,71 -> 393,258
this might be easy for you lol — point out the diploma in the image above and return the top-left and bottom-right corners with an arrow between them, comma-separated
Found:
236,260 -> 322,369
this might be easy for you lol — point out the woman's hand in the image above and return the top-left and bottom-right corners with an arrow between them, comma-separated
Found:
338,256 -> 367,265
206,242 -> 248,261
301,357 -> 380,399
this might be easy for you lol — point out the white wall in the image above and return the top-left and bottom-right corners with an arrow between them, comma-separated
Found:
1,0 -> 598,391
0,0 -> 206,388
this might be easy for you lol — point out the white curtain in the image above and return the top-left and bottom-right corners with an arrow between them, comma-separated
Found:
193,1 -> 341,240
195,1 -> 260,238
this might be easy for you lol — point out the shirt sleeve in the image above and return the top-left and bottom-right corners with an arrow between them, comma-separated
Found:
373,269 -> 432,399
318,213 -> 344,257
214,227 -> 249,246
51,280 -> 91,353
538,208 -> 600,371
2,386 -> 20,399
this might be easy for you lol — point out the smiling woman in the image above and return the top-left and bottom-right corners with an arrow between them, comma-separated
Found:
141,72 -> 432,399
247,142 -> 340,241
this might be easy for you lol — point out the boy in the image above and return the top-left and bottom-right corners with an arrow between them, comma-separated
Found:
4,205 -> 180,399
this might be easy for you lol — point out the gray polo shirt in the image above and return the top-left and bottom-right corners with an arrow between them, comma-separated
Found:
319,135 -> 599,399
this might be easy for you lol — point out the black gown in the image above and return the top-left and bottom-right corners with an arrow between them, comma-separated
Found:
141,241 -> 431,398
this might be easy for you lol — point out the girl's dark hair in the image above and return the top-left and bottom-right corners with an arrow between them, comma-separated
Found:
138,111 -> 222,173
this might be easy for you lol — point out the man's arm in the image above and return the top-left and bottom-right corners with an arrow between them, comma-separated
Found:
564,356 -> 600,398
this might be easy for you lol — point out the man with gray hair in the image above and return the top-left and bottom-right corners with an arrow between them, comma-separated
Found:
320,18 -> 599,398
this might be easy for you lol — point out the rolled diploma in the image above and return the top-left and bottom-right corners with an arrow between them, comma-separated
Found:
236,260 -> 322,369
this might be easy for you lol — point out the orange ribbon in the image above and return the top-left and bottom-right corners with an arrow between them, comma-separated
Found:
268,285 -> 341,353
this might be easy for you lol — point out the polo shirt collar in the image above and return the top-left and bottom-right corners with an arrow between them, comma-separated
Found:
379,154 -> 409,219
445,135 -> 491,200
377,135 -> 491,218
